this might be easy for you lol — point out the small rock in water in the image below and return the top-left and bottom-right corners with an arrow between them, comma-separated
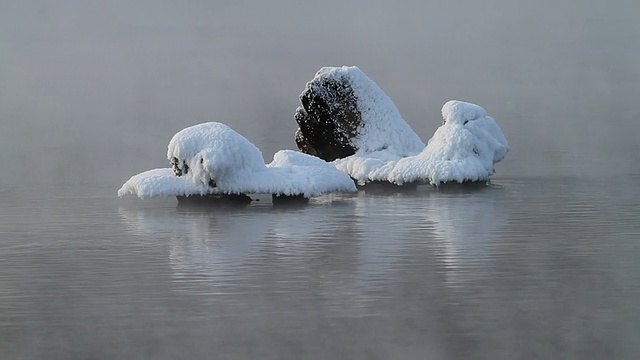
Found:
272,193 -> 309,206
176,193 -> 252,206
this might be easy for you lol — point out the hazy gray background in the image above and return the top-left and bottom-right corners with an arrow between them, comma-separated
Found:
1,0 -> 638,186
1,1 -> 640,359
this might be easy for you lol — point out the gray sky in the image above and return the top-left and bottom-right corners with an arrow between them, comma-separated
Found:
1,0 -> 639,186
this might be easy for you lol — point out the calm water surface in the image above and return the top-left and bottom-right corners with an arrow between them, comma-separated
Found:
1,177 -> 639,359
1,1 -> 640,359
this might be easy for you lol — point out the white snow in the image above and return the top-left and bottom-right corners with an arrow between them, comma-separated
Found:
306,68 -> 508,185
313,66 -> 425,156
333,100 -> 509,185
118,122 -> 357,199
117,168 -> 212,199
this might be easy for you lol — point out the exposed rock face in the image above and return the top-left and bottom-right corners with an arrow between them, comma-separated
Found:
294,72 -> 360,161
294,66 -> 425,163
170,157 -> 189,177
176,193 -> 252,206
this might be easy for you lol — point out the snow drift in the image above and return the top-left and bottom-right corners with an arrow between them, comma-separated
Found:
332,100 -> 510,185
118,122 -> 357,199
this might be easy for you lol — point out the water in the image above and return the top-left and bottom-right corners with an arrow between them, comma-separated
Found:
1,1 -> 640,359
2,179 -> 639,358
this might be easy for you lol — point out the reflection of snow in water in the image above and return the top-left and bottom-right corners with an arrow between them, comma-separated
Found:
117,197 -> 393,317
118,207 -> 263,281
117,187 -> 508,315
348,185 -> 510,291
423,187 -> 508,286
352,190 -> 425,280
117,198 -> 360,293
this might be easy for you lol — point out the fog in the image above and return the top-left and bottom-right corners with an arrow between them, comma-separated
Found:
1,0 -> 639,186
2,2 -> 640,358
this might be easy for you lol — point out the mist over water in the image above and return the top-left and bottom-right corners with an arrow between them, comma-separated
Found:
1,1 -> 639,359
2,0 -> 639,186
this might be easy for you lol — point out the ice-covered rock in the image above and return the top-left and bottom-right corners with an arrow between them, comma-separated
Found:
333,100 -> 510,186
118,122 -> 357,199
295,66 -> 425,162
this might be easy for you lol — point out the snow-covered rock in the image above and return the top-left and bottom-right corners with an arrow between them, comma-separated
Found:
118,122 -> 357,199
333,100 -> 510,186
295,66 -> 425,161
294,66 -> 509,186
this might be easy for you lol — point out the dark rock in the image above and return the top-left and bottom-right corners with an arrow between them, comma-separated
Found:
434,181 -> 489,192
176,193 -> 252,206
170,157 -> 189,176
294,72 -> 361,162
359,181 -> 418,195
271,193 -> 309,206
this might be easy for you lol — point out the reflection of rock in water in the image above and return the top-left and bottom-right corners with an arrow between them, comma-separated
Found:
423,186 -> 508,285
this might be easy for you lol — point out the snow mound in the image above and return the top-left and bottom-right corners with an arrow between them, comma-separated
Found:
118,122 -> 357,199
333,100 -> 509,185
441,100 -> 487,125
